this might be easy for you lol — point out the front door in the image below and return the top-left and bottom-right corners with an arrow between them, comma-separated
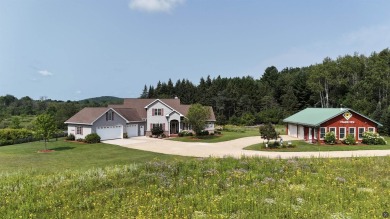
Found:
170,120 -> 179,134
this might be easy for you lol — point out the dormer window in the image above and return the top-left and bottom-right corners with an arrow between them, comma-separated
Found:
106,111 -> 114,121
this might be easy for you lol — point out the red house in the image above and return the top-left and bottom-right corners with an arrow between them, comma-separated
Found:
283,108 -> 383,143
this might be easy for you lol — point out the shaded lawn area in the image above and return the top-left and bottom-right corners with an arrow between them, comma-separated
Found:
0,139 -> 185,174
170,129 -> 259,143
245,137 -> 390,152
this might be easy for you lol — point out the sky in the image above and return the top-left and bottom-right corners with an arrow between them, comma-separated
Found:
1,0 -> 390,101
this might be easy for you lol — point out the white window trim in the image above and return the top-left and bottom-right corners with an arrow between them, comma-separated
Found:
320,127 -> 326,140
368,127 -> 375,133
358,127 -> 365,140
339,127 -> 346,140
349,127 -> 355,137
329,127 -> 337,136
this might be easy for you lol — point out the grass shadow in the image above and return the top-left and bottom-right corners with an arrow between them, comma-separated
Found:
50,146 -> 75,151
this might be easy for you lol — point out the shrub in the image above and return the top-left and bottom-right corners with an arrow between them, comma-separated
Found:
161,133 -> 166,138
151,126 -> 164,136
179,131 -> 193,137
324,131 -> 336,144
84,133 -> 101,144
343,134 -> 356,145
66,134 -> 75,141
362,131 -> 386,145
199,130 -> 209,136
123,133 -> 128,139
76,138 -> 84,142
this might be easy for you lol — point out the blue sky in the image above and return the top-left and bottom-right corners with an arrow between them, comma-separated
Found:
1,0 -> 389,101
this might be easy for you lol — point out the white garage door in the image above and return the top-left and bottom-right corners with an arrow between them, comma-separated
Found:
96,125 -> 122,140
288,124 -> 297,137
126,124 -> 138,137
298,126 -> 304,139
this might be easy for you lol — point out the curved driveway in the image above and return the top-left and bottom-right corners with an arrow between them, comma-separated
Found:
104,135 -> 390,159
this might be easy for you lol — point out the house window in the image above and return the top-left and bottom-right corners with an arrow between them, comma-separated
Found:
349,127 -> 355,138
329,127 -> 336,136
339,127 -> 346,139
106,111 -> 114,121
358,127 -> 365,139
152,108 -> 163,116
320,127 -> 326,139
368,127 -> 375,132
76,126 -> 83,135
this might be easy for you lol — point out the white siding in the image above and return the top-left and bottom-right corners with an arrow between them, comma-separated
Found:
147,101 -> 172,131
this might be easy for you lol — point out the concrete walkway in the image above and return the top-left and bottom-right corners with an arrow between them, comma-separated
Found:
103,135 -> 390,159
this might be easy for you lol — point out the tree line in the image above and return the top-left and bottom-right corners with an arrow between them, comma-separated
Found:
0,96 -> 122,130
140,48 -> 390,134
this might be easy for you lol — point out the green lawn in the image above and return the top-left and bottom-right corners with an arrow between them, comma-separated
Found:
170,129 -> 259,143
0,139 -> 184,173
245,137 -> 390,152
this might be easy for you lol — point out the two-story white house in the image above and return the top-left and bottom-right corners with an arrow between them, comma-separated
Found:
65,98 -> 216,140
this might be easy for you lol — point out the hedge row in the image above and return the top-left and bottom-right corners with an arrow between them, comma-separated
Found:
0,128 -> 66,146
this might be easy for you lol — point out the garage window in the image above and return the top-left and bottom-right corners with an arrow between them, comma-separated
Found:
76,126 -> 83,135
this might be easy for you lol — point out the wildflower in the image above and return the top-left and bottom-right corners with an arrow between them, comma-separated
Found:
263,198 -> 276,205
335,176 -> 346,183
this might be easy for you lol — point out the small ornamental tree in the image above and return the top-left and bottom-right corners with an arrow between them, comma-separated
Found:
185,103 -> 211,136
34,114 -> 56,150
259,123 -> 278,144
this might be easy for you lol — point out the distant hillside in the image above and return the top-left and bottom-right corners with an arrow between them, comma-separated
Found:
79,96 -> 124,105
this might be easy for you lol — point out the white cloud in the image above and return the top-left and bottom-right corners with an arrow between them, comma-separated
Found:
129,0 -> 184,13
76,90 -> 81,94
38,70 -> 53,76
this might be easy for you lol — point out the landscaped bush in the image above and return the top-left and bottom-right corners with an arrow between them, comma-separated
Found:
198,130 -> 209,136
123,133 -> 128,139
77,138 -> 84,142
343,134 -> 356,145
178,131 -> 193,137
324,131 -> 336,144
66,134 -> 75,141
151,126 -> 164,136
84,133 -> 101,144
362,131 -> 386,145
263,141 -> 280,149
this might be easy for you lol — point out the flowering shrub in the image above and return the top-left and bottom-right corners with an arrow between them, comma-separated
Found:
362,131 -> 386,145
324,131 -> 336,144
343,134 -> 356,145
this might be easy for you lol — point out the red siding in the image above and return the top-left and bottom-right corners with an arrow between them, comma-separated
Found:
319,112 -> 377,143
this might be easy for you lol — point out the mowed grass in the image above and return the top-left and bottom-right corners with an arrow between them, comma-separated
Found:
1,156 -> 389,218
0,139 -> 184,174
170,129 -> 259,143
245,136 -> 390,152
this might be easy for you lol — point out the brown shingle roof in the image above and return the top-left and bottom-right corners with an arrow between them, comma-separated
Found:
65,107 -> 143,124
112,108 -> 142,122
65,107 -> 108,124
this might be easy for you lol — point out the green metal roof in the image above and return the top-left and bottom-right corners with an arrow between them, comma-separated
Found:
283,108 -> 383,127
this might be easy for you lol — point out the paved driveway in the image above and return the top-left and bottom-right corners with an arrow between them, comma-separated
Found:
103,135 -> 390,159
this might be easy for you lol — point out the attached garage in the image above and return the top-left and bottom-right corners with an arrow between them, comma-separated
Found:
126,124 -> 138,137
96,125 -> 123,140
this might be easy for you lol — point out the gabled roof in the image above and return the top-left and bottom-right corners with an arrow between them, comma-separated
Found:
65,107 -> 108,125
283,108 -> 382,127
65,107 -> 142,125
110,98 -> 216,121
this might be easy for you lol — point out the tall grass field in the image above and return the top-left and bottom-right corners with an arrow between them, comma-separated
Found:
1,156 -> 389,218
